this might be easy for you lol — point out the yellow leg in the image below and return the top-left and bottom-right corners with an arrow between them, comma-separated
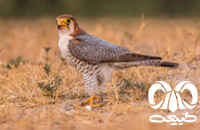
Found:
81,96 -> 101,107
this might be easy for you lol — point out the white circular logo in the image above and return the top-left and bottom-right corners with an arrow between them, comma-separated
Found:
148,81 -> 198,112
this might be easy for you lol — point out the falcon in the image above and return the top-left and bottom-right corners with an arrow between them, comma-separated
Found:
56,14 -> 178,107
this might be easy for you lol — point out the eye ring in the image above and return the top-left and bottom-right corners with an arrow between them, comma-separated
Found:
65,18 -> 71,24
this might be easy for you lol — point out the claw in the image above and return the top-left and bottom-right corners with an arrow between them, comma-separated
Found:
81,96 -> 101,108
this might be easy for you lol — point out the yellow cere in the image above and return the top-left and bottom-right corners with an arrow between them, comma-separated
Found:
57,20 -> 65,25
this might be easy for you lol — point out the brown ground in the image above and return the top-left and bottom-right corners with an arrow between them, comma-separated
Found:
0,17 -> 200,130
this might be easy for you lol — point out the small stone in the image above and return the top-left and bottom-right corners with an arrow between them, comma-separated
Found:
85,105 -> 91,111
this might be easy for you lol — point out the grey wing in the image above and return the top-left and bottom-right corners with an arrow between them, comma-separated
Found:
68,35 -> 162,64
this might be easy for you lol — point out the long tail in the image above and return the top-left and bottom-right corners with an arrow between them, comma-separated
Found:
111,60 -> 178,69
159,61 -> 178,68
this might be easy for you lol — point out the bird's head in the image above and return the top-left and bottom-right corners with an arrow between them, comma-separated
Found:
56,14 -> 81,36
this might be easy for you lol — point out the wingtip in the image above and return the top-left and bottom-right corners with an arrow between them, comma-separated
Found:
161,61 -> 179,68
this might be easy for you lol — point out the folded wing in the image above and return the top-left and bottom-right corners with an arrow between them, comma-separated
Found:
68,35 -> 162,64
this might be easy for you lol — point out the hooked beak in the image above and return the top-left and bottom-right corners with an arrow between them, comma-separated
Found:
57,20 -> 66,30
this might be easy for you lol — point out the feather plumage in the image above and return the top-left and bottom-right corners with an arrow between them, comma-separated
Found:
68,35 -> 162,64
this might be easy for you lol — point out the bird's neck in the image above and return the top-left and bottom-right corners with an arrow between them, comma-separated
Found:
70,28 -> 88,37
58,31 -> 73,57
59,34 -> 73,42
58,27 -> 88,38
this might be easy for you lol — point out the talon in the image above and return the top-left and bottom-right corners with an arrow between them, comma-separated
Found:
90,104 -> 100,107
81,96 -> 101,108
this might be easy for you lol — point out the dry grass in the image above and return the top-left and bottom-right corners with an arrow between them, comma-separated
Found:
0,17 -> 200,130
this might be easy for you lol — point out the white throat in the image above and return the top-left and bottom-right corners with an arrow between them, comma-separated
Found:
58,31 -> 73,58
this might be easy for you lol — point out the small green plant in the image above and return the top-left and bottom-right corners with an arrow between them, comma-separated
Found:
6,56 -> 24,69
38,76 -> 62,97
117,78 -> 146,101
119,79 -> 145,91
43,47 -> 51,75
37,47 -> 63,98
43,63 -> 51,76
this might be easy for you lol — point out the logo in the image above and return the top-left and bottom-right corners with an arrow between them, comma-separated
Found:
148,81 -> 198,125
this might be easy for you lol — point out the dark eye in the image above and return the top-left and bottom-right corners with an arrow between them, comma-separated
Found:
67,19 -> 71,22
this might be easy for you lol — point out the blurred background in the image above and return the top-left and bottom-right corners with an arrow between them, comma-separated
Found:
0,1 -> 200,130
0,0 -> 200,18
0,0 -> 200,61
